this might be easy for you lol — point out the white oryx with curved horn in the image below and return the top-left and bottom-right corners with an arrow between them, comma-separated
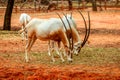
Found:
49,11 -> 90,56
47,13 -> 80,58
62,11 -> 91,55
20,17 -> 73,63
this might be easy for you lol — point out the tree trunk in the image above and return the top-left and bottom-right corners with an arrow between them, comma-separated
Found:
82,0 -> 86,9
3,0 -> 14,30
68,0 -> 72,10
92,0 -> 97,11
34,0 -> 37,11
20,0 -> 28,9
115,0 -> 119,6
104,0 -> 107,10
56,0 -> 59,8
61,0 -> 64,9
78,0 -> 81,9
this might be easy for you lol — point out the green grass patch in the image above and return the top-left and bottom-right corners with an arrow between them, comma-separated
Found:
0,47 -> 120,66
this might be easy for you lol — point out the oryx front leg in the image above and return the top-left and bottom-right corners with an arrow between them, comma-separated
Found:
25,36 -> 36,62
48,40 -> 56,62
59,30 -> 72,62
48,41 -> 51,56
25,38 -> 32,62
54,41 -> 65,62
48,40 -> 54,56
65,47 -> 73,62
55,47 -> 65,62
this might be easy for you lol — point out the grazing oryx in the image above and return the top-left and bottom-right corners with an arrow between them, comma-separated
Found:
19,13 -> 31,40
48,14 -> 81,56
20,17 -> 73,63
19,11 -> 90,63
48,11 -> 90,56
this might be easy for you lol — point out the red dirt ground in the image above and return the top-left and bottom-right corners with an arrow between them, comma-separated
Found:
0,8 -> 120,80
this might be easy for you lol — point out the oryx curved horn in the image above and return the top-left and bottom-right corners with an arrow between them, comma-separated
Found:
62,13 -> 74,50
62,13 -> 74,58
78,10 -> 90,52
83,11 -> 90,47
56,12 -> 71,50
78,10 -> 88,47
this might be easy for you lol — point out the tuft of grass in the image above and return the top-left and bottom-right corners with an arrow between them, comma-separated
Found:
74,47 -> 120,66
0,30 -> 20,39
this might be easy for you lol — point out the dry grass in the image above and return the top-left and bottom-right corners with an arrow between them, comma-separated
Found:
0,30 -> 120,67
0,45 -> 120,67
0,10 -> 120,67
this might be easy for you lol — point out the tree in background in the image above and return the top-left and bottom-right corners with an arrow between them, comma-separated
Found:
77,0 -> 97,11
68,0 -> 72,10
115,0 -> 119,6
3,0 -> 15,30
92,0 -> 97,11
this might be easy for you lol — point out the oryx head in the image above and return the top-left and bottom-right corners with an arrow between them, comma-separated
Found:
56,11 -> 91,61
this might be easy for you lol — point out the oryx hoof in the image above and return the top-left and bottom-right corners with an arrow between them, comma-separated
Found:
25,60 -> 29,63
75,54 -> 79,56
68,58 -> 73,63
52,59 -> 55,63
62,59 -> 65,63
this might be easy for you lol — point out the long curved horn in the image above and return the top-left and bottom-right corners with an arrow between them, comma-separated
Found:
62,13 -> 74,58
83,11 -> 90,47
62,13 -> 73,50
78,11 -> 91,53
78,10 -> 88,48
56,12 -> 72,53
